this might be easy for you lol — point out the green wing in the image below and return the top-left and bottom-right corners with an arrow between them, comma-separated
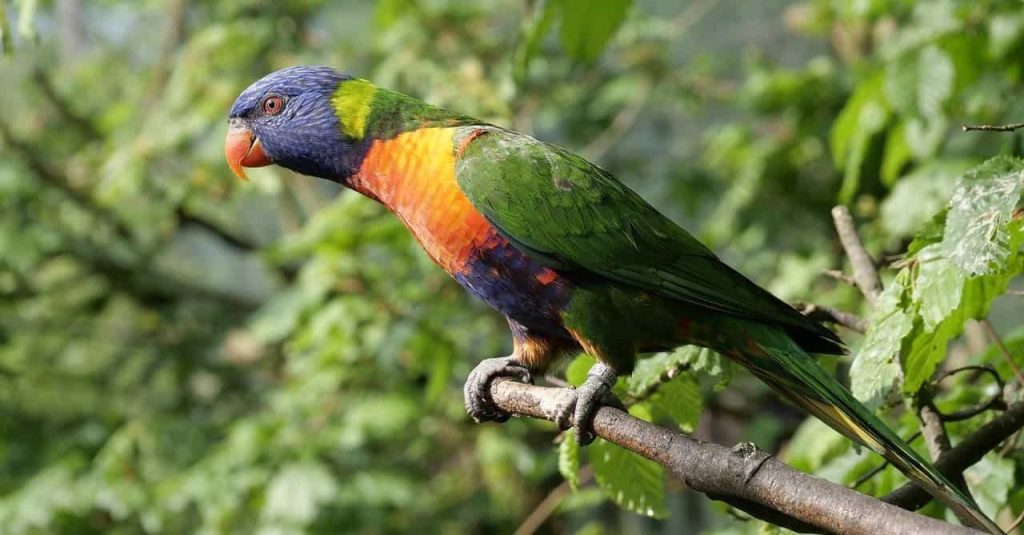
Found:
454,127 -> 842,354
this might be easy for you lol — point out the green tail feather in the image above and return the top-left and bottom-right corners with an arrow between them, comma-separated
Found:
733,321 -> 1003,534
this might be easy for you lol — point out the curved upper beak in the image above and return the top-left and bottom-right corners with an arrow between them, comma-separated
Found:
225,121 -> 272,180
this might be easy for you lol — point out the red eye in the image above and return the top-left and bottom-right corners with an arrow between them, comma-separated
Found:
262,95 -> 284,115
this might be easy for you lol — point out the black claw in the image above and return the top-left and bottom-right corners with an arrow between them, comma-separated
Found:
565,363 -> 620,446
554,388 -> 577,431
464,356 -> 532,423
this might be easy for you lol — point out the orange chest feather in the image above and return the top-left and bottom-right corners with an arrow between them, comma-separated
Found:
350,128 -> 492,274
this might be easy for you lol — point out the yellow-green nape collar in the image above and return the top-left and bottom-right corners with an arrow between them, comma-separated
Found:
331,78 -> 376,139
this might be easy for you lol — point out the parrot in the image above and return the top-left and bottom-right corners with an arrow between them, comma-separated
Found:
225,66 -> 1001,533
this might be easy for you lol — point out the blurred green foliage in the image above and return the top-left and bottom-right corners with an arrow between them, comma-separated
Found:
0,0 -> 1022,533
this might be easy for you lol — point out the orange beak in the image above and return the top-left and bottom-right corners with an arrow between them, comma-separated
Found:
225,123 -> 272,180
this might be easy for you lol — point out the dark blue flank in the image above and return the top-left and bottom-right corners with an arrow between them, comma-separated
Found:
454,239 -> 574,342
229,66 -> 370,181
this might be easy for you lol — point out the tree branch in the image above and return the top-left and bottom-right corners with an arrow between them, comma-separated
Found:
917,399 -> 974,527
961,122 -> 1024,133
490,379 -> 983,535
884,400 -> 1024,511
831,206 -> 882,304
795,302 -> 868,334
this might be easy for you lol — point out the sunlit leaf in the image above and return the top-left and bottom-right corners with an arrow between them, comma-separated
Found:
964,453 -> 1015,518
559,430 -> 581,491
590,439 -> 666,518
783,418 -> 849,473
913,244 -> 964,330
628,345 -> 722,396
916,46 -> 954,123
557,0 -> 631,63
836,88 -> 889,202
879,159 -> 971,239
942,156 -> 1024,275
0,2 -> 11,55
261,462 -> 339,525
650,373 -> 703,433
850,272 -> 912,408
903,317 -> 956,394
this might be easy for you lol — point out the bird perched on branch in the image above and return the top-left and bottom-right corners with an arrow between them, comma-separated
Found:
226,66 -> 1001,533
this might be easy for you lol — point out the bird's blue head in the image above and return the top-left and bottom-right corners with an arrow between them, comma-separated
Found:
226,66 -> 359,181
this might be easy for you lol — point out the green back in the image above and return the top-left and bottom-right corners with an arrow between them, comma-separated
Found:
454,127 -> 842,354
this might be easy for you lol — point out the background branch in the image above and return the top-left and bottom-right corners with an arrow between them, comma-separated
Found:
961,122 -> 1024,132
795,302 -> 868,333
490,379 -> 986,535
831,206 -> 883,303
884,400 -> 1024,511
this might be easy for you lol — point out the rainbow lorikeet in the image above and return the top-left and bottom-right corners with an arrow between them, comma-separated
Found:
225,66 -> 1000,533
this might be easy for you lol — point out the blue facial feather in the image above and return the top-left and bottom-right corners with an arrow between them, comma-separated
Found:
229,66 -> 366,181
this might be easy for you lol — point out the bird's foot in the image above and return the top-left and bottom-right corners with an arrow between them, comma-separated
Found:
554,363 -> 624,445
464,356 -> 533,423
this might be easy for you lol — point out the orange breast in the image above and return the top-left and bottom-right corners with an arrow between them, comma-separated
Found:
349,127 -> 493,274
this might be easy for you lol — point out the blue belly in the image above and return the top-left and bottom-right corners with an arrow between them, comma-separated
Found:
453,240 -> 571,338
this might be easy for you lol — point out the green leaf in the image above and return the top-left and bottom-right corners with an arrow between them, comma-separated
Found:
589,438 -> 666,518
627,345 -> 722,397
884,56 -> 917,116
942,156 -> 1024,275
566,354 -> 597,386
838,99 -> 889,203
964,453 -> 1015,519
913,244 -> 964,331
880,122 -> 912,186
879,159 -> 971,239
650,373 -> 703,433
989,13 -> 1024,58
903,316 -> 957,395
558,430 -> 581,491
374,0 -> 416,30
557,0 -> 631,63
514,0 -> 559,81
905,116 -> 947,160
916,46 -> 954,122
831,73 -> 885,167
0,1 -> 11,56
783,418 -> 849,473
851,272 -> 912,408
16,0 -> 37,42
261,462 -> 339,525
959,254 -> 1023,320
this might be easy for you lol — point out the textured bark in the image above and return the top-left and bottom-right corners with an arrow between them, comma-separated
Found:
490,379 -> 986,535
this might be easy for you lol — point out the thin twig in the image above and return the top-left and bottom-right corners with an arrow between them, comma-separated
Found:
917,395 -> 974,527
823,269 -> 858,287
795,302 -> 868,334
961,122 -> 1024,132
931,366 -> 1007,422
514,466 -> 594,535
981,320 -> 1024,385
831,206 -> 883,304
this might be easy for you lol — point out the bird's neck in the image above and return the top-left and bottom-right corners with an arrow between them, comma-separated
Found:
331,79 -> 478,142
347,125 -> 495,274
